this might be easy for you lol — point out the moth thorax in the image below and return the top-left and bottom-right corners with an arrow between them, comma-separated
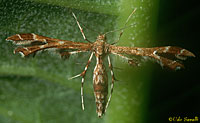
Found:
97,34 -> 106,42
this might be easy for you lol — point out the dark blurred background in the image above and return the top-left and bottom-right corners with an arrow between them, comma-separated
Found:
148,0 -> 200,122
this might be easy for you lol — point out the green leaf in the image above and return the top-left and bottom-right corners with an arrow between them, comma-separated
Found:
0,0 -> 159,122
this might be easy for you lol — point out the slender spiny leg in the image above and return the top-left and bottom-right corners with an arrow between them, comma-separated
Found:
112,8 -> 137,44
72,12 -> 91,43
69,50 -> 88,55
111,52 -> 140,66
105,55 -> 115,113
68,52 -> 94,110
80,52 -> 94,110
112,52 -> 129,60
68,52 -> 94,80
60,50 -> 88,59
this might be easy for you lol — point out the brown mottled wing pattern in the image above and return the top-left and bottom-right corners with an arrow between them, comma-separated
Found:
6,33 -> 92,57
109,45 -> 195,70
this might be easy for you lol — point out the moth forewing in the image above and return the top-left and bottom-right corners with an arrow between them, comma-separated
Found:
109,45 -> 195,70
6,33 -> 92,57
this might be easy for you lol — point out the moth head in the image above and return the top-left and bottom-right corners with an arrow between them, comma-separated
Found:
97,34 -> 106,42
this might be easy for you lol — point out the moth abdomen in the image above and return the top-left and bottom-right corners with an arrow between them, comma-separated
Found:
93,85 -> 108,118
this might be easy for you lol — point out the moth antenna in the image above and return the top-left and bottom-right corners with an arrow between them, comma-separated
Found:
78,20 -> 101,35
104,24 -> 135,36
105,8 -> 137,44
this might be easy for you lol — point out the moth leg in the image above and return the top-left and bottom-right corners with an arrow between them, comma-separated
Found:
112,52 -> 140,66
72,12 -> 91,43
68,52 -> 94,110
105,55 -> 116,113
67,50 -> 87,55
59,50 -> 88,59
